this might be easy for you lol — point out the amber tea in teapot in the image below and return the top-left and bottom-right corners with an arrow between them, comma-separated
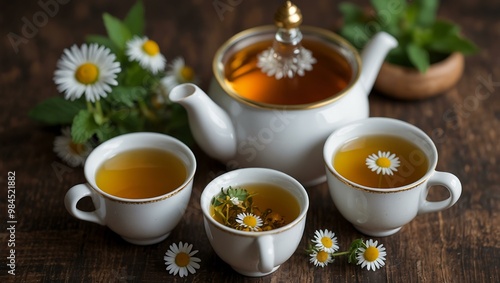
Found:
224,39 -> 352,105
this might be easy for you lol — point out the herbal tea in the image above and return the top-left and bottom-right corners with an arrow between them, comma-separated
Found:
224,39 -> 352,105
96,148 -> 187,199
210,184 -> 300,232
333,135 -> 429,188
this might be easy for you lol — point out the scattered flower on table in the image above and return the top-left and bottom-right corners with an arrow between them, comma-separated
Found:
164,241 -> 201,278
355,239 -> 387,271
306,229 -> 387,272
366,150 -> 400,175
312,229 -> 339,253
309,249 -> 334,267
126,36 -> 166,74
53,127 -> 93,167
53,43 -> 121,102
235,212 -> 263,231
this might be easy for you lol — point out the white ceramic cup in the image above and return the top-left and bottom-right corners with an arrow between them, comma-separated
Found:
200,168 -> 309,277
64,132 -> 196,245
323,117 -> 462,237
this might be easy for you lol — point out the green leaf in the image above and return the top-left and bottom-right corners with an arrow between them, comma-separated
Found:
406,43 -> 430,73
428,33 -> 479,55
340,23 -> 373,50
124,0 -> 144,36
107,86 -> 147,107
95,122 -> 119,143
29,97 -> 86,125
103,13 -> 132,50
339,3 -> 365,24
414,0 -> 438,27
71,110 -> 99,143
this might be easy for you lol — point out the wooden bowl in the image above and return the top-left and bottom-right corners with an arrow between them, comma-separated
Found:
374,52 -> 464,100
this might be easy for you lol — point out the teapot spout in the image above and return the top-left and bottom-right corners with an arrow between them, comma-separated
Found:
169,83 -> 237,161
359,32 -> 398,93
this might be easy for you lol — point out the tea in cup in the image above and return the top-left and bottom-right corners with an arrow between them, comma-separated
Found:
323,117 -> 462,237
200,168 -> 309,277
64,132 -> 196,245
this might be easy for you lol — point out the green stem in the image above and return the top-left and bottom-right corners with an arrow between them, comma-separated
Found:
92,100 -> 106,125
331,251 -> 351,257
138,99 -> 158,122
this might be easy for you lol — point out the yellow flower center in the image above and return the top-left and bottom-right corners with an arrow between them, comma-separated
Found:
142,40 -> 160,56
316,251 -> 329,263
243,215 -> 257,227
376,157 -> 391,168
364,246 -> 379,262
321,237 -> 333,249
175,252 -> 190,267
180,66 -> 195,81
75,63 -> 99,84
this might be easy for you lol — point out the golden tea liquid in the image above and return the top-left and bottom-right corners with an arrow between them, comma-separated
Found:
96,148 -> 187,199
224,39 -> 352,105
333,135 -> 429,188
210,183 -> 300,231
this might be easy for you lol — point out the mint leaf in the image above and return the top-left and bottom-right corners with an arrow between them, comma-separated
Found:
124,0 -> 144,36
406,43 -> 430,73
414,0 -> 438,27
107,86 -> 147,107
103,13 -> 132,50
71,110 -> 99,143
339,3 -> 365,24
29,97 -> 86,125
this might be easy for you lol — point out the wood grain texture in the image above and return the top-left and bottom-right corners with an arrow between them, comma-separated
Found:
1,0 -> 499,282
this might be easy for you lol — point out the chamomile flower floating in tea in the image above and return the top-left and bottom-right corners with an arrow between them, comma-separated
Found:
126,36 -> 166,74
53,127 -> 93,167
235,213 -> 263,231
355,239 -> 387,271
366,151 -> 401,176
309,249 -> 334,268
210,185 -> 297,232
164,242 -> 201,278
53,43 -> 121,102
312,229 -> 339,253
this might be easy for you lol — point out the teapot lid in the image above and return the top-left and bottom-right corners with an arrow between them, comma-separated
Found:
257,1 -> 317,80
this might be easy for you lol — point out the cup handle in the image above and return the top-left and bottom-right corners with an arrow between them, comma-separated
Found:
64,184 -> 106,225
418,171 -> 462,214
256,235 -> 274,273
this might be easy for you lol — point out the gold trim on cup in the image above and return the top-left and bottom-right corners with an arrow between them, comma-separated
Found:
212,25 -> 362,110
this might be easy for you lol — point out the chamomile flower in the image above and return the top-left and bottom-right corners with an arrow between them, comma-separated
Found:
53,43 -> 121,102
309,249 -> 334,267
53,127 -> 93,167
229,196 -> 240,205
161,57 -> 197,93
164,242 -> 201,278
312,229 -> 339,253
235,212 -> 263,231
366,151 -> 401,175
356,239 -> 387,271
126,36 -> 166,74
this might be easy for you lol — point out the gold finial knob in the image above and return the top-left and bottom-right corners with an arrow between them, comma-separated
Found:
274,1 -> 302,29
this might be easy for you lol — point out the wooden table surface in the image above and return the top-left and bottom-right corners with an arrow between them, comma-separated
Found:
1,0 -> 499,282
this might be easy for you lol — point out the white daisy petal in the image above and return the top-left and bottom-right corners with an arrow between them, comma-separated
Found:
53,43 -> 120,102
235,212 -> 263,231
356,239 -> 387,271
164,241 -> 201,278
126,36 -> 166,74
365,150 -> 400,176
53,127 -> 93,167
312,229 -> 339,253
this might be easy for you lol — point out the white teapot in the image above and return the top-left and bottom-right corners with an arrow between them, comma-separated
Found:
170,2 -> 397,186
